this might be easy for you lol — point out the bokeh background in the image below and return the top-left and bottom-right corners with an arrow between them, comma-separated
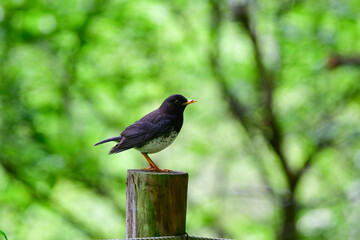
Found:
1,0 -> 360,239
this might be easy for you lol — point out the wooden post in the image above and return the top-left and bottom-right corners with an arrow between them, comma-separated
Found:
126,169 -> 188,238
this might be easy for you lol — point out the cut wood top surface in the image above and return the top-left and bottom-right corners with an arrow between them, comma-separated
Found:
127,169 -> 188,175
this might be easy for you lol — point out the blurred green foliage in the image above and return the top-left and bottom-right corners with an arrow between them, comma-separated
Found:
0,230 -> 8,240
0,0 -> 360,240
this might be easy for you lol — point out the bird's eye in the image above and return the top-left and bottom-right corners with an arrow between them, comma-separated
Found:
174,100 -> 180,104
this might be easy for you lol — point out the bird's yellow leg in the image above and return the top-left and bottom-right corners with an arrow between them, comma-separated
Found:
141,153 -> 170,172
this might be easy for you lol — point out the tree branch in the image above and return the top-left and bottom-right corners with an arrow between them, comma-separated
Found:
208,0 -> 277,199
208,0 -> 250,131
327,53 -> 360,70
230,1 -> 295,183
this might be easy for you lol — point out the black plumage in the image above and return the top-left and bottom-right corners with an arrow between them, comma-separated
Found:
93,94 -> 196,172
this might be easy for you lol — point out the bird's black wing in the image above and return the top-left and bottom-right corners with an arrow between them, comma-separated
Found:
109,114 -> 175,154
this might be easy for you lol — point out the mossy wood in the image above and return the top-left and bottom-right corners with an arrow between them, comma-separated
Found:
126,169 -> 188,238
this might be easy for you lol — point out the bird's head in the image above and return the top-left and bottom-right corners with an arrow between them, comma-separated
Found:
159,94 -> 196,115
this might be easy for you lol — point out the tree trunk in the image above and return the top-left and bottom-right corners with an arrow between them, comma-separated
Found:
279,195 -> 298,240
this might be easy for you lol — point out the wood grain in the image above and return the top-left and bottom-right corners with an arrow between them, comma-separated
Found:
126,169 -> 188,238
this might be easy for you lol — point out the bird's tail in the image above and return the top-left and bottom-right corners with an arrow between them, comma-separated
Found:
93,136 -> 122,146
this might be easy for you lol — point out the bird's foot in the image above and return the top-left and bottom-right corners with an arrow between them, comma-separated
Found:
141,152 -> 171,172
142,167 -> 171,173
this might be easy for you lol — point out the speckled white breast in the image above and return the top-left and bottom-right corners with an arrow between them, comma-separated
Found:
135,130 -> 178,154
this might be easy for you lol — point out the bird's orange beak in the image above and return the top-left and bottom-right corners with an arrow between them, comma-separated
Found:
182,99 -> 197,106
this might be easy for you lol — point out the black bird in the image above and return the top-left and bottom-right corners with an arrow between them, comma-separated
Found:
94,94 -> 196,172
